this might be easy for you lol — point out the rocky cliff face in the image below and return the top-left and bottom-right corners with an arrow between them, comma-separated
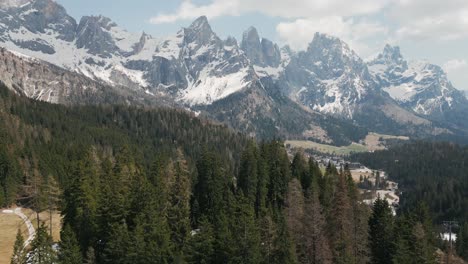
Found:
368,45 -> 466,116
0,48 -> 156,106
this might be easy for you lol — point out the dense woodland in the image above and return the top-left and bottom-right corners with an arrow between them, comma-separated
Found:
354,142 -> 468,261
0,83 -> 463,263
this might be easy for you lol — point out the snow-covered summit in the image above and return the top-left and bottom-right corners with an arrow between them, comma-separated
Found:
368,45 -> 466,115
0,0 -> 30,8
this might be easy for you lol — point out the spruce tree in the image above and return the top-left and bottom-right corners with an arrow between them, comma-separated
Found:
84,247 -> 96,264
302,191 -> 332,264
328,171 -> 354,264
168,150 -> 192,260
456,222 -> 468,260
186,216 -> 214,264
58,225 -> 82,264
29,224 -> 58,264
285,178 -> 305,259
229,195 -> 261,264
369,198 -> 394,264
238,142 -> 259,202
290,152 -> 309,191
11,229 -> 26,264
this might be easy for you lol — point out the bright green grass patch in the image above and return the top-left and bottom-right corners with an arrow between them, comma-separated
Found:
286,140 -> 368,155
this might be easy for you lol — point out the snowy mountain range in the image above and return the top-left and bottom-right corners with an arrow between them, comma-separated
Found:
0,0 -> 467,143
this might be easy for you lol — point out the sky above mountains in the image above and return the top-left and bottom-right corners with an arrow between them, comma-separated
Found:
54,0 -> 468,91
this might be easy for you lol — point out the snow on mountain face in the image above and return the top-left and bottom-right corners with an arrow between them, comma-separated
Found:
240,26 -> 288,79
368,45 -> 467,115
0,2 -> 255,106
0,0 -> 465,129
177,16 -> 256,105
0,0 -> 29,8
279,33 -> 376,118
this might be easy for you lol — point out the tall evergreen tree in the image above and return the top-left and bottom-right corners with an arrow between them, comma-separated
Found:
229,195 -> 261,264
29,224 -> 57,264
369,198 -> 394,264
328,172 -> 354,264
291,152 -> 309,191
302,191 -> 333,264
238,142 -> 259,202
58,225 -> 82,264
168,150 -> 192,261
11,229 -> 26,264
285,178 -> 305,260
456,222 -> 468,260
272,217 -> 297,264
186,216 -> 215,264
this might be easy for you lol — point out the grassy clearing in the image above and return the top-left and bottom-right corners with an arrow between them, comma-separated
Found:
22,209 -> 62,242
286,132 -> 410,156
363,132 -> 409,151
0,209 -> 61,264
286,140 -> 368,155
0,211 -> 28,264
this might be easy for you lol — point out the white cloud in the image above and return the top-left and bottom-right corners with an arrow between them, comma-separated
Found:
390,0 -> 468,40
276,16 -> 388,57
150,0 -> 240,24
150,0 -> 389,24
443,59 -> 468,73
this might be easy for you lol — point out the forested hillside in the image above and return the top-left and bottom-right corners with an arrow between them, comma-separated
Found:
354,142 -> 468,261
1,83 -> 446,263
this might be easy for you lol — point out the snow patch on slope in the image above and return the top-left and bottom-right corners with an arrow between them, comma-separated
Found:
182,67 -> 252,105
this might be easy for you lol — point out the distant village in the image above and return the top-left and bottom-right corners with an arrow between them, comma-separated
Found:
295,151 -> 401,216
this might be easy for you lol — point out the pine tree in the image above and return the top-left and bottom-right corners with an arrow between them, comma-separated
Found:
84,247 -> 96,264
272,217 -> 297,264
229,195 -> 261,264
345,164 -> 370,264
262,141 -> 291,210
186,216 -> 214,264
456,222 -> 468,260
168,150 -> 192,261
369,198 -> 394,264
258,213 -> 277,264
302,191 -> 333,264
58,225 -> 82,264
126,173 -> 173,263
285,178 -> 305,259
290,152 -> 309,191
320,162 -> 337,212
101,223 -> 131,264
238,142 -> 259,202
412,223 -> 437,264
11,229 -> 26,264
328,171 -> 354,264
29,224 -> 58,264
307,158 -> 322,196
62,152 -> 100,252
392,237 -> 413,264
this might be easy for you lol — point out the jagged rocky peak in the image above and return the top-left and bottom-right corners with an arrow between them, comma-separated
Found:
224,36 -> 238,47
8,0 -> 77,41
131,31 -> 150,54
307,33 -> 360,61
241,26 -> 263,65
76,15 -> 119,57
78,15 -> 116,32
370,44 -> 408,71
261,38 -> 281,67
183,16 -> 219,47
240,26 -> 281,67
301,33 -> 365,79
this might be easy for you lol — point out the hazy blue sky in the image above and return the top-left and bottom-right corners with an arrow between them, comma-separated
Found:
55,0 -> 468,91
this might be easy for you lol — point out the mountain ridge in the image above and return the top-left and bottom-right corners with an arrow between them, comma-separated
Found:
0,0 -> 467,143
